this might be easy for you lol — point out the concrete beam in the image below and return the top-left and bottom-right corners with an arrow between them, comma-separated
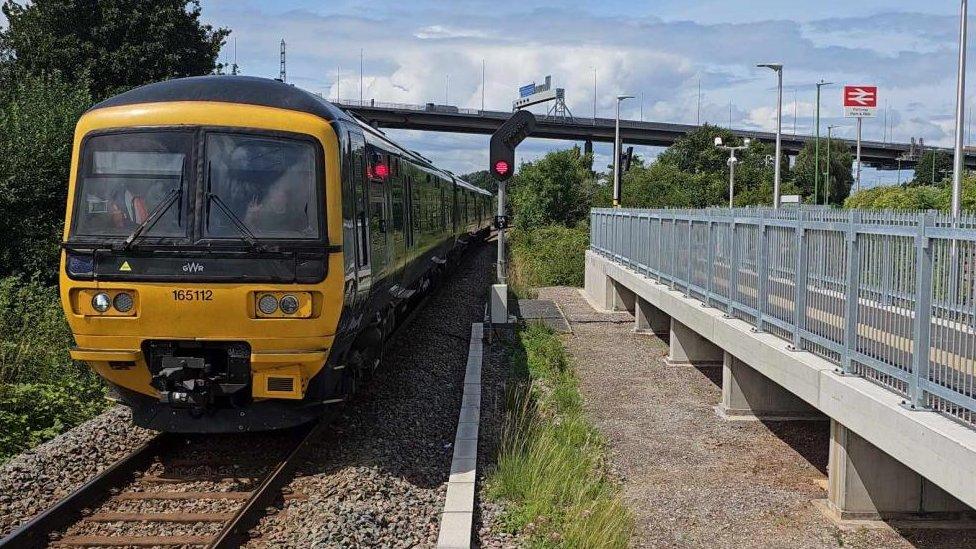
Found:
825,420 -> 970,521
634,296 -> 670,336
584,250 -> 976,510
718,351 -> 824,421
668,318 -> 723,366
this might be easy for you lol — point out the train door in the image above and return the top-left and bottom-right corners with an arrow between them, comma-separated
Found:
348,131 -> 371,293
390,161 -> 406,272
368,173 -> 388,280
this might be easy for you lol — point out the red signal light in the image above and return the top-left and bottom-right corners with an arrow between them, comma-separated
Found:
494,160 -> 510,176
372,163 -> 389,178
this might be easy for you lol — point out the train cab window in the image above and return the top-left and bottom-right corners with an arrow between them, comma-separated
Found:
205,133 -> 319,240
71,131 -> 192,238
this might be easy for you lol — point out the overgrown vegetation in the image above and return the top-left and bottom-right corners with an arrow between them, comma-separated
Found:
488,323 -> 632,548
509,225 -> 589,295
0,277 -> 107,462
0,0 -> 230,460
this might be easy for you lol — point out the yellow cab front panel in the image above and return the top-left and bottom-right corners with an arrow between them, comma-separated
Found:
59,79 -> 348,432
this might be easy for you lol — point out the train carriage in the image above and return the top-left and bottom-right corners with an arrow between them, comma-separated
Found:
59,75 -> 493,432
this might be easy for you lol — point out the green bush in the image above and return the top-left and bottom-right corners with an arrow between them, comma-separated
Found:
510,225 -> 589,292
0,381 -> 106,460
488,323 -> 632,548
844,174 -> 976,212
0,276 -> 107,462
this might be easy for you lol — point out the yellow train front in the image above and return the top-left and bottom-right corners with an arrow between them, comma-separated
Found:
60,76 -> 493,432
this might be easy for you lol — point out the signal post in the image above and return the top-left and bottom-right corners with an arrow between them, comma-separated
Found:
488,110 -> 536,324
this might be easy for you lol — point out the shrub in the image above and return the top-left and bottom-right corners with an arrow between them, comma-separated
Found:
510,224 -> 589,293
0,276 -> 107,462
0,381 -> 106,460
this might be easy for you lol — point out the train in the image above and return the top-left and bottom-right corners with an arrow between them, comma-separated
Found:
59,75 -> 494,432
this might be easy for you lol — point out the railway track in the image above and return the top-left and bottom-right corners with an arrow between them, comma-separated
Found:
0,420 -> 326,548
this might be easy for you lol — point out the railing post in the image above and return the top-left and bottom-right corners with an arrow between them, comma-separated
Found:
670,217 -> 678,290
657,216 -> 665,282
686,218 -> 693,297
907,211 -> 935,410
841,210 -> 862,375
705,220 -> 715,307
792,214 -> 808,351
756,211 -> 768,333
728,218 -> 738,317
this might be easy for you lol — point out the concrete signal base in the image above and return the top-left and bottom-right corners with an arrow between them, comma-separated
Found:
584,249 -> 976,525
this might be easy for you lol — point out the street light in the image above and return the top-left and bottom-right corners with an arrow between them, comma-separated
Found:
814,79 -> 834,204
757,63 -> 784,208
613,94 -> 634,207
715,136 -> 752,208
825,124 -> 841,205
952,0 -> 968,218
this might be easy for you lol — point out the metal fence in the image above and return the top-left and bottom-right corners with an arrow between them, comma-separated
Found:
591,207 -> 976,428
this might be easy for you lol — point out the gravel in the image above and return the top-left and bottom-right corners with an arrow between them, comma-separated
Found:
245,242 -> 495,547
534,285 -> 975,549
0,405 -> 157,538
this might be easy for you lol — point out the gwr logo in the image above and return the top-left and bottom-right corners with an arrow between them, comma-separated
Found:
182,262 -> 205,273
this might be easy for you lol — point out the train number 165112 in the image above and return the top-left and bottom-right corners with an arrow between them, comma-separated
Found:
172,289 -> 214,301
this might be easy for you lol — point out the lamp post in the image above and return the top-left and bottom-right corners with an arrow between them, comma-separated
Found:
814,80 -> 834,204
715,136 -> 752,208
953,0 -> 968,218
825,124 -> 840,206
758,63 -> 784,208
613,94 -> 634,207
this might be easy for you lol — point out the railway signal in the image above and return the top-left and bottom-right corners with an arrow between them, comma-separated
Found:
489,109 -> 536,181
489,110 -> 536,324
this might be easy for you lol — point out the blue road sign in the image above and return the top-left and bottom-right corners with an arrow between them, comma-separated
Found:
519,83 -> 535,98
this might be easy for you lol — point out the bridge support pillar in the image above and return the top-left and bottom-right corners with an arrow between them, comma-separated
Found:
584,255 -> 632,312
667,319 -> 722,366
718,352 -> 822,421
634,297 -> 669,337
823,420 -> 972,521
583,139 -> 593,157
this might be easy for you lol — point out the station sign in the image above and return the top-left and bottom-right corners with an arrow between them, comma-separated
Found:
843,85 -> 878,118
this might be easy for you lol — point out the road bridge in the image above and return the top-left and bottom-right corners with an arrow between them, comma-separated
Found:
335,99 -> 976,171
586,206 -> 976,522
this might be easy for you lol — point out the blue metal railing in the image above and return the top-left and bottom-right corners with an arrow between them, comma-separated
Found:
591,207 -> 976,428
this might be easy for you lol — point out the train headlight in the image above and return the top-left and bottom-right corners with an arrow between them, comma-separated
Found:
279,295 -> 300,315
257,294 -> 279,315
112,292 -> 134,313
91,292 -> 111,313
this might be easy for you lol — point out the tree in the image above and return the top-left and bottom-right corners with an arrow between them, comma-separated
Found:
657,124 -> 735,174
793,140 -> 854,206
595,162 -> 723,208
911,150 -> 953,187
511,147 -> 596,230
1,0 -> 230,99
0,71 -> 93,277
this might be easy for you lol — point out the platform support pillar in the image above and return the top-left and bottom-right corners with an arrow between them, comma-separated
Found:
717,352 -> 822,421
823,420 -> 972,521
667,318 -> 722,366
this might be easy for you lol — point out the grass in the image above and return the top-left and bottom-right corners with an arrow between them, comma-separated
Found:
487,322 -> 633,548
0,276 -> 107,462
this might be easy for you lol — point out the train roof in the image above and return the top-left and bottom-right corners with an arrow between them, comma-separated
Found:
89,75 -> 355,123
89,76 -> 493,197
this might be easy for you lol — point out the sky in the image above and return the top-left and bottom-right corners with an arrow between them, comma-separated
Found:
37,2 -> 976,185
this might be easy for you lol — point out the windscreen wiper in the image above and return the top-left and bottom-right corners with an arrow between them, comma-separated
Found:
206,192 -> 260,249
119,187 -> 182,250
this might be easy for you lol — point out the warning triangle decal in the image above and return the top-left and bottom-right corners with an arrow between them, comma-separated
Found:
119,261 -> 132,272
